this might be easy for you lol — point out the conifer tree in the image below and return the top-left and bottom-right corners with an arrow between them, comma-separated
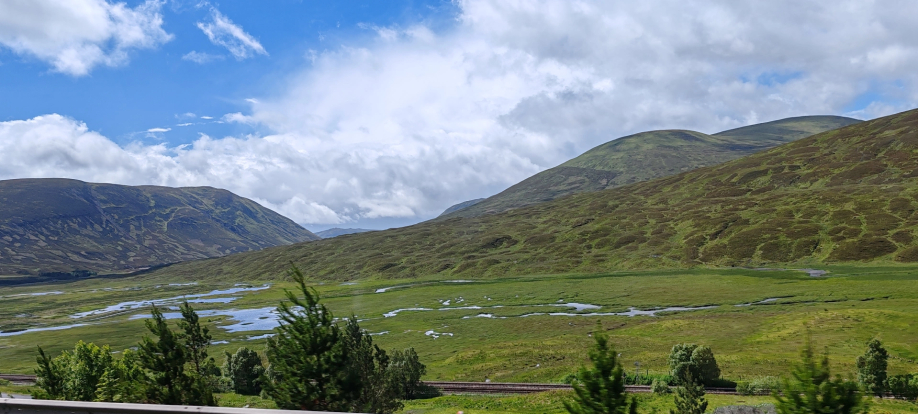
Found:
774,337 -> 868,414
564,324 -> 638,414
34,347 -> 66,400
177,301 -> 218,406
263,265 -> 360,411
671,373 -> 707,414
856,339 -> 888,397
343,316 -> 402,414
138,305 -> 195,405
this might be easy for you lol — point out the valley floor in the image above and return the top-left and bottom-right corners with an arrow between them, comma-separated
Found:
3,265 -> 918,394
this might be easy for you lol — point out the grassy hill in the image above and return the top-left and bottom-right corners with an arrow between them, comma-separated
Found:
139,109 -> 918,282
0,179 -> 318,276
446,116 -> 860,218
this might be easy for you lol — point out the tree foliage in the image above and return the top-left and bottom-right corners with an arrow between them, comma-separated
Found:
96,349 -> 146,403
564,326 -> 638,414
668,344 -> 721,385
773,338 -> 868,414
342,316 -> 403,414
34,341 -> 113,401
856,339 -> 888,397
223,347 -> 266,396
263,265 -> 360,411
389,347 -> 428,400
886,374 -> 918,401
671,373 -> 707,414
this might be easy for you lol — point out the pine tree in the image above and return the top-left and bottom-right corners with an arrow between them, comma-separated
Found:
263,265 -> 360,411
34,346 -> 66,400
343,316 -> 403,414
177,301 -> 218,406
564,325 -> 638,414
856,339 -> 888,397
138,305 -> 195,405
774,337 -> 868,414
671,373 -> 707,414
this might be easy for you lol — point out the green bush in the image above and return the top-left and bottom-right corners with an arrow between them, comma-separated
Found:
886,374 -> 918,400
651,378 -> 672,395
0,378 -> 10,386
668,344 -> 721,386
223,347 -> 265,396
736,377 -> 780,395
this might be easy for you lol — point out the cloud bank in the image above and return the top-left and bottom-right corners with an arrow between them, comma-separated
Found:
0,0 -> 171,76
3,0 -> 918,226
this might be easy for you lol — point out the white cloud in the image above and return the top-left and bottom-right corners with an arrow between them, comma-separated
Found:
196,8 -> 266,60
0,0 -> 172,76
182,50 -> 223,64
221,112 -> 255,124
4,1 -> 918,226
200,116 -> 214,120
176,123 -> 193,127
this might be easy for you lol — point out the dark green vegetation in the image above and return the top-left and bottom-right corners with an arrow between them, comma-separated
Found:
564,326 -> 638,414
773,338 -> 867,414
135,110 -> 917,282
443,115 -> 859,219
29,268 -> 427,413
668,344 -> 721,386
34,302 -> 218,405
222,347 -> 265,396
0,178 -> 317,277
315,228 -> 376,239
858,339 -> 889,396
438,198 -> 486,216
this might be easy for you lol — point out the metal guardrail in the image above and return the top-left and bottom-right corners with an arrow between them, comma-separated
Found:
0,399 -> 351,414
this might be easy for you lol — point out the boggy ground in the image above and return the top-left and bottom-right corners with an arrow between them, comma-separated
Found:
2,265 -> 918,385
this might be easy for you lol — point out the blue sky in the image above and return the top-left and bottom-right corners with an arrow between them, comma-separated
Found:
0,0 -> 459,148
1,1 -> 917,232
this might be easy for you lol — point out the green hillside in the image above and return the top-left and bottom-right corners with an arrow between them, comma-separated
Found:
0,179 -> 318,276
139,109 -> 918,282
446,116 -> 859,218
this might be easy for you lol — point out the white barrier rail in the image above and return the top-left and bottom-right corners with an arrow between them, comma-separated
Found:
0,399 -> 354,414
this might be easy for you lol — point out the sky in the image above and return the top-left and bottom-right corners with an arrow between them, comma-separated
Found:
1,1 -> 917,232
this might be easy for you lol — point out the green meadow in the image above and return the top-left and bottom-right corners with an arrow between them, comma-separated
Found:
3,265 -> 918,411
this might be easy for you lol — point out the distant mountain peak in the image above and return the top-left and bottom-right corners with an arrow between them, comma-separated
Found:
0,178 -> 318,277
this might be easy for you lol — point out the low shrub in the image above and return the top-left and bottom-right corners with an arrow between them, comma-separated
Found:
651,378 -> 672,394
737,376 -> 781,395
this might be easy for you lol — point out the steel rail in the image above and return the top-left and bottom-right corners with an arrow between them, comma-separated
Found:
0,399 -> 352,414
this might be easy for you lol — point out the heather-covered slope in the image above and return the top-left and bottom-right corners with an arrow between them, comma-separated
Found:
141,109 -> 918,281
446,116 -> 859,218
0,179 -> 318,276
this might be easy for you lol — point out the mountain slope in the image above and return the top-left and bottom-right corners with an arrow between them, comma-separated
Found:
446,116 -> 860,218
315,228 -> 375,238
439,198 -> 486,216
143,109 -> 918,281
0,179 -> 318,276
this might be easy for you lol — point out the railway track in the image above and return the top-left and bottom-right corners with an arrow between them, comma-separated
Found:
3,374 -> 742,395
0,374 -> 37,385
423,381 -> 740,395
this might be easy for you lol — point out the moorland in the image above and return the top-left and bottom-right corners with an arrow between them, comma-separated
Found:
4,110 -> 918,413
